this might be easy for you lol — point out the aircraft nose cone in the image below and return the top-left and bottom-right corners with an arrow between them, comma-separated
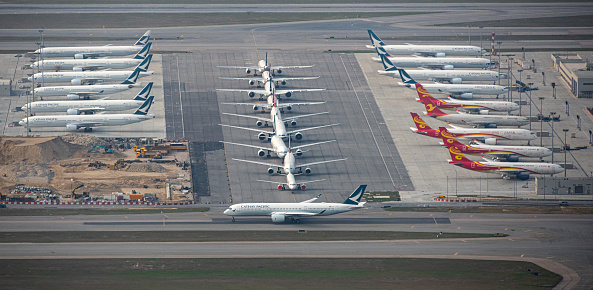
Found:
223,209 -> 230,215
288,183 -> 297,190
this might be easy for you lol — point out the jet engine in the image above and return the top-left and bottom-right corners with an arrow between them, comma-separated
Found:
479,110 -> 489,115
71,79 -> 83,86
271,213 -> 286,223
484,123 -> 498,128
290,120 -> 297,127
277,184 -> 284,190
450,78 -> 462,84
484,138 -> 497,145
284,92 -> 292,98
294,132 -> 303,140
258,133 -> 267,141
245,68 -> 251,74
280,80 -> 287,86
305,168 -> 312,174
73,67 -> 84,72
67,94 -> 81,100
300,184 -> 306,190
506,155 -> 519,162
295,149 -> 303,157
258,149 -> 266,157
256,120 -> 263,127
73,53 -> 87,59
277,69 -> 283,74
267,167 -> 275,175
442,65 -> 454,70
66,124 -> 79,131
252,105 -> 259,111
67,109 -> 80,115
458,93 -> 473,99
286,105 -> 292,111
517,172 -> 530,180
248,80 -> 255,86
435,52 -> 446,58
248,92 -> 255,98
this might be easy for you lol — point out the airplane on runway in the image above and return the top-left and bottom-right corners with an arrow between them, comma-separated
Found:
223,185 -> 367,223
439,127 -> 552,161
220,70 -> 319,87
421,92 -> 529,127
31,44 -> 152,71
18,95 -> 155,132
28,55 -> 153,85
377,52 -> 504,83
445,140 -> 563,180
31,30 -> 151,59
217,80 -> 324,100
22,82 -> 153,115
409,112 -> 536,144
367,30 -> 485,57
218,53 -> 314,76
372,46 -> 493,69
32,68 -> 142,99
222,135 -> 335,158
414,83 -> 519,113
398,68 -> 508,99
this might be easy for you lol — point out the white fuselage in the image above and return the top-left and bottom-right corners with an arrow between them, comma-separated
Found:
367,44 -> 485,56
224,202 -> 359,217
409,83 -> 508,96
429,113 -> 530,127
372,56 -> 492,68
436,99 -> 520,112
270,135 -> 289,158
481,161 -> 564,175
23,99 -> 145,113
411,127 -> 537,141
379,69 -> 504,82
270,106 -> 288,138
471,143 -> 553,158
32,58 -> 143,71
19,113 -> 155,129
29,71 -> 153,84
34,46 -> 142,58
34,83 -> 137,96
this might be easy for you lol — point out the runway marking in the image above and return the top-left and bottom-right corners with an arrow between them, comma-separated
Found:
470,215 -> 473,218
462,240 -> 467,243
410,226 -> 414,228
457,227 -> 461,230
521,254 -> 525,257
433,217 -> 438,226
454,252 -> 458,256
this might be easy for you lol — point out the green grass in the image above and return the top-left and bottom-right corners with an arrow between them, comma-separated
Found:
0,231 -> 500,243
385,206 -> 593,214
0,207 -> 208,216
0,258 -> 562,289
364,191 -> 400,202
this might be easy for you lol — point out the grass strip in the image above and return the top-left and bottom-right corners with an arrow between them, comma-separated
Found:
0,258 -> 561,289
0,207 -> 208,216
385,206 -> 593,214
0,231 -> 500,243
446,15 -> 593,27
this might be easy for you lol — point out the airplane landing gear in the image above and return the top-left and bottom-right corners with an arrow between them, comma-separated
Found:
231,216 -> 235,222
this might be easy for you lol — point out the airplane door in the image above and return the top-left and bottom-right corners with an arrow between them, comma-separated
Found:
470,163 -> 475,169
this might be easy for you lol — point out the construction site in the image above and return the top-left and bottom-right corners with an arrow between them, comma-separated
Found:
0,134 -> 192,204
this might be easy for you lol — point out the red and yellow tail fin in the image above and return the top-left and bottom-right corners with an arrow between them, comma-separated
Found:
415,83 -> 442,106
439,127 -> 467,149
410,112 -> 433,131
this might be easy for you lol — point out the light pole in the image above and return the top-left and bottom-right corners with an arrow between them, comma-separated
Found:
479,26 -> 483,58
468,25 -> 471,45
509,57 -> 513,102
539,97 -> 545,147
518,69 -> 523,114
528,82 -> 534,131
552,83 -> 556,99
563,129 -> 569,177
497,42 -> 502,85
577,115 -> 581,130
589,130 -> 592,145
565,101 -> 569,116
550,112 -> 556,164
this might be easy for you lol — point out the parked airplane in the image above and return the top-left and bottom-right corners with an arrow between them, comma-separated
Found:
22,82 -> 153,115
415,83 -> 518,113
221,70 -> 319,87
18,95 -> 155,132
372,46 -> 493,69
445,141 -> 563,180
222,92 -> 325,113
258,172 -> 326,191
421,93 -> 529,127
377,53 -> 504,83
409,112 -> 536,144
32,30 -> 151,59
31,44 -> 152,71
33,68 -> 142,99
218,80 -> 324,100
439,127 -> 552,161
399,68 -> 507,99
28,55 -> 153,85
218,53 -> 314,76
223,185 -> 366,223
367,30 -> 485,57
222,135 -> 335,158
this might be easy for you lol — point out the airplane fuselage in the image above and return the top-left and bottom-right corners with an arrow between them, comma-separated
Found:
19,113 -> 155,128
224,202 -> 358,217
411,83 -> 508,95
32,59 -> 143,71
34,46 -> 142,58
367,44 -> 484,56
23,99 -> 145,113
429,113 -> 530,127
34,83 -> 137,96
29,71 -> 153,84
380,69 -> 503,82
457,143 -> 552,158
373,56 -> 492,68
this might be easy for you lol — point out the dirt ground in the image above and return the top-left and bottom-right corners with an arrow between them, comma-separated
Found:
0,134 -> 191,202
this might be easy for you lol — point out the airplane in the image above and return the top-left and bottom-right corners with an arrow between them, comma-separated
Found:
32,68 -> 142,99
414,83 -> 519,114
21,82 -> 153,115
445,140 -> 563,180
28,55 -> 153,85
218,53 -> 314,76
367,30 -> 485,57
439,127 -> 552,161
220,70 -> 319,87
222,92 -> 325,113
258,172 -> 326,191
31,44 -> 152,71
32,30 -> 151,59
18,95 -> 155,132
421,92 -> 529,127
377,52 -> 504,83
398,68 -> 508,99
409,112 -> 537,144
223,185 -> 367,223
222,135 -> 335,158
372,46 -> 494,69
217,80 -> 324,100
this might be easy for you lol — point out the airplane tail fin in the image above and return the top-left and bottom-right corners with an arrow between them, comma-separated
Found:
133,82 -> 154,101
135,54 -> 153,72
133,95 -> 154,115
121,68 -> 141,84
376,46 -> 392,57
442,137 -> 474,164
134,30 -> 151,46
379,53 -> 398,71
367,30 -> 385,47
410,112 -> 434,131
398,69 -> 418,85
415,84 -> 443,106
343,185 -> 367,205
420,89 -> 448,117
439,127 -> 468,150
133,42 -> 152,59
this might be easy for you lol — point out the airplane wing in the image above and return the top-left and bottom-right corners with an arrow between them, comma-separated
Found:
222,112 -> 272,122
300,194 -> 322,203
220,77 -> 263,81
273,76 -> 320,82
219,123 -> 272,134
298,158 -> 348,169
275,88 -> 325,95
217,65 -> 260,70
286,123 -> 340,135
68,121 -> 106,128
415,51 -> 439,57
291,140 -> 336,151
221,141 -> 272,151
277,101 -> 326,109
73,66 -> 108,71
272,65 -> 314,69
232,158 -> 281,169
217,88 -> 268,96
283,111 -> 329,122
75,107 -> 106,114
419,64 -> 447,70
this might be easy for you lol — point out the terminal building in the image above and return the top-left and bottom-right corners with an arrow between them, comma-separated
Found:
536,176 -> 593,195
551,53 -> 593,98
